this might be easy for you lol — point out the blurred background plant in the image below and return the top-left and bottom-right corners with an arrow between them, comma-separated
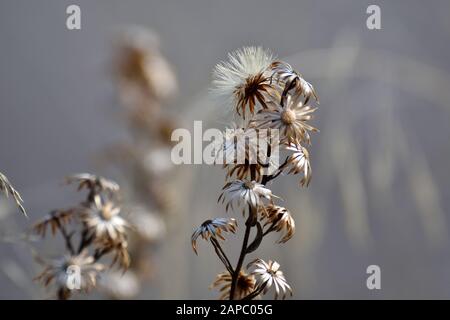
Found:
32,174 -> 130,299
1,0 -> 450,299
95,26 -> 180,298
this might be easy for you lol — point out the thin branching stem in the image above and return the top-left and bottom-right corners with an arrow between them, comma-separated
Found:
229,212 -> 253,300
210,237 -> 234,275
55,220 -> 75,255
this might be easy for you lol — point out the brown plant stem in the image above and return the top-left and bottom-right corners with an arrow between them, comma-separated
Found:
229,213 -> 253,300
229,166 -> 258,300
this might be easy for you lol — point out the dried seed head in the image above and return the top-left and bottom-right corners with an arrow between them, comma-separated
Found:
212,47 -> 274,118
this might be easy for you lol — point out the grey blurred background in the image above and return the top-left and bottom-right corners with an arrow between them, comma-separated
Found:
1,0 -> 450,299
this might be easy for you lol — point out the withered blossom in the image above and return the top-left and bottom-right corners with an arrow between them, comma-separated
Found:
117,26 -> 178,101
212,47 -> 274,118
99,270 -> 140,299
33,209 -> 76,237
218,180 -> 275,213
128,207 -> 166,242
252,92 -> 318,145
225,163 -> 264,182
35,250 -> 105,295
95,237 -> 131,271
261,204 -> 295,243
211,270 -> 256,300
66,173 -> 120,196
284,143 -> 312,187
248,258 -> 292,299
80,195 -> 129,243
270,61 -> 318,103
191,218 -> 237,255
0,172 -> 26,216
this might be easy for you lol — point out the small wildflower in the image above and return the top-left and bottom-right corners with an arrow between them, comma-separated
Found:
261,204 -> 295,243
33,209 -> 76,237
248,258 -> 292,299
284,143 -> 312,186
95,237 -> 131,271
211,270 -> 256,300
252,93 -> 318,145
218,180 -> 275,213
35,250 -> 104,293
191,218 -> 237,254
80,195 -> 129,242
66,173 -> 120,195
270,61 -> 318,104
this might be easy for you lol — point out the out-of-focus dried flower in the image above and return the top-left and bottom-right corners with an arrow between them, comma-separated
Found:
81,195 -> 129,242
261,204 -> 295,243
191,218 -> 237,254
270,61 -> 318,103
0,172 -> 26,216
211,270 -> 256,300
33,209 -> 76,237
143,148 -> 174,175
128,207 -> 166,242
95,237 -> 131,271
99,270 -> 140,299
218,180 -> 275,213
35,250 -> 105,293
225,163 -> 264,182
117,26 -> 177,101
66,173 -> 120,196
248,258 -> 292,299
284,143 -> 312,187
212,47 -> 274,118
252,93 -> 318,145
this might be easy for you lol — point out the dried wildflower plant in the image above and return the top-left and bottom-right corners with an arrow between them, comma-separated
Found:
96,26 -> 179,297
0,171 -> 26,216
32,173 -> 131,299
193,47 -> 319,300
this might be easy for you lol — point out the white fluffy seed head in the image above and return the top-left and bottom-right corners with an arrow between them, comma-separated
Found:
211,46 -> 274,108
